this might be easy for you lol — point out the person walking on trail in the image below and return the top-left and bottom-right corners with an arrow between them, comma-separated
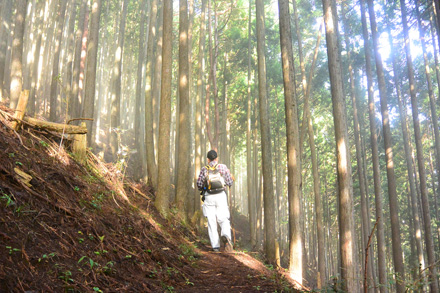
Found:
197,150 -> 234,252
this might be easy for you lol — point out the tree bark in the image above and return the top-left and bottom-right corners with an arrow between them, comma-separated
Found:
321,0 -> 358,290
256,0 -> 276,265
175,0 -> 191,221
155,0 -> 173,216
64,0 -> 78,119
388,13 -> 426,282
341,4 -> 375,291
70,0 -> 87,122
28,0 -> 44,116
400,0 -> 439,290
145,0 -> 159,188
109,0 -> 129,160
152,4 -> 163,161
194,0 -> 206,227
359,0 -> 388,290
10,0 -> 28,109
82,0 -> 101,145
134,0 -> 148,181
368,0 -> 406,291
0,0 -> 12,102
49,0 -> 67,121
416,0 -> 440,237
278,0 -> 302,284
247,0 -> 257,248
204,0 -> 221,150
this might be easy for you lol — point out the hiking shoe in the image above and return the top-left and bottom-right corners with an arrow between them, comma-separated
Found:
213,248 -> 220,252
221,236 -> 233,252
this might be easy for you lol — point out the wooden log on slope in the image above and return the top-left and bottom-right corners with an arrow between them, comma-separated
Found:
22,117 -> 88,134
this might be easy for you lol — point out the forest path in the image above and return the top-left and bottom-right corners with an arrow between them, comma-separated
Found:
186,245 -> 295,292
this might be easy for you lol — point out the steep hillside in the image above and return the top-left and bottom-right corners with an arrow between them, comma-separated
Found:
0,105 -> 299,292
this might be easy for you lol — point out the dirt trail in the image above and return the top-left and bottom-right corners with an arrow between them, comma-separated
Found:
191,249 -> 289,292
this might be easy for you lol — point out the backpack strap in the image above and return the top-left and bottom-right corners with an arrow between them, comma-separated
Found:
205,163 -> 218,171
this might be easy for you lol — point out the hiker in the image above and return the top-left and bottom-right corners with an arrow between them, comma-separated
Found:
197,150 -> 234,252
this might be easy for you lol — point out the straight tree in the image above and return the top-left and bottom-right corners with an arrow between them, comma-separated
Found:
247,0 -> 257,248
367,0 -> 405,290
134,0 -> 148,180
387,16 -> 425,281
359,0 -> 388,290
175,0 -> 191,220
321,0 -> 359,290
0,0 -> 12,102
155,0 -> 173,216
28,0 -> 44,116
415,0 -> 440,240
194,0 -> 206,227
341,4 -> 376,290
399,0 -> 438,289
109,0 -> 129,159
145,0 -> 159,188
82,0 -> 102,145
64,0 -> 78,118
255,0 -> 277,264
49,0 -> 67,121
70,0 -> 88,121
278,0 -> 302,284
10,0 -> 28,109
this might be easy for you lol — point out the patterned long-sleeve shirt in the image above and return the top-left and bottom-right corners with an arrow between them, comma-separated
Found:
197,161 -> 234,190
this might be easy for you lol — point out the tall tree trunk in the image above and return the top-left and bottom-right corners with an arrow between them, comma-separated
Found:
368,0 -> 405,291
341,4 -> 375,291
429,147 -> 440,253
416,0 -> 440,227
155,0 -> 173,216
134,0 -> 148,181
82,0 -> 101,145
247,0 -> 257,248
64,0 -> 78,119
22,0 -> 34,93
253,86 -> 260,249
70,0 -> 87,121
175,0 -> 191,221
49,0 -> 67,121
278,0 -> 302,284
205,0 -> 220,150
388,15 -> 426,282
0,0 -> 12,102
145,0 -> 159,188
321,0 -> 358,290
152,3 -> 163,163
359,0 -> 388,290
186,0 -> 195,220
10,0 -> 28,109
255,0 -> 276,265
28,0 -> 44,116
109,0 -> 129,160
430,8 -> 440,110
194,0 -> 206,228
400,0 -> 439,290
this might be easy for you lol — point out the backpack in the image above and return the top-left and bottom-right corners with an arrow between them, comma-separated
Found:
204,164 -> 225,194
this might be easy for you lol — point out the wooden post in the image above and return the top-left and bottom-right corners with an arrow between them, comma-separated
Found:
72,122 -> 87,163
11,90 -> 29,130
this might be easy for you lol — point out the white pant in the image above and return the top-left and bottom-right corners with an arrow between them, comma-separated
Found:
202,191 -> 231,249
